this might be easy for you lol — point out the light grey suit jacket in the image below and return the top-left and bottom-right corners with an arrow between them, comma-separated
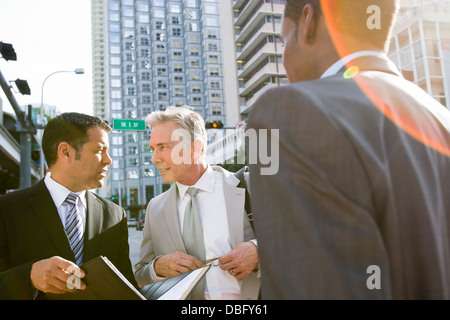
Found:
134,166 -> 260,300
248,56 -> 450,299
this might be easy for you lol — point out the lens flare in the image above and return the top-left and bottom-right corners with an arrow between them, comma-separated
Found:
320,0 -> 450,157
343,66 -> 360,79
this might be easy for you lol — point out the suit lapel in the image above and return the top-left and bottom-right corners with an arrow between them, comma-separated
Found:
161,185 -> 186,252
83,191 -> 103,262
28,180 -> 75,261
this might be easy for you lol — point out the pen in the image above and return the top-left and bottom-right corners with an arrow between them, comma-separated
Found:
202,257 -> 219,265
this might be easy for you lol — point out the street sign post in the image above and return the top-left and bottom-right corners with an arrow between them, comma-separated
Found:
113,119 -> 146,131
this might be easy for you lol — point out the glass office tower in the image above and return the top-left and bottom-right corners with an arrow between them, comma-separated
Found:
91,0 -> 229,218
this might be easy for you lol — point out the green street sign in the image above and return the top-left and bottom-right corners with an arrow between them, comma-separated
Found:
113,119 -> 146,131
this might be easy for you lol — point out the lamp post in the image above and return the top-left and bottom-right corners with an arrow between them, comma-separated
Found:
39,68 -> 85,178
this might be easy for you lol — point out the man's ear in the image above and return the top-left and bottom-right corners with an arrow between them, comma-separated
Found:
192,140 -> 203,164
302,3 -> 318,43
57,142 -> 74,163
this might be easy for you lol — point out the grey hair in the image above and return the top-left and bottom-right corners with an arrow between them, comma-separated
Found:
145,105 -> 207,161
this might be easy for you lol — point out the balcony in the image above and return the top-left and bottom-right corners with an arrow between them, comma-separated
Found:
239,61 -> 285,97
237,23 -> 281,63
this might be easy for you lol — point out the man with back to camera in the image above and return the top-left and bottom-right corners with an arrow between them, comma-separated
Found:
248,0 -> 450,299
134,106 -> 260,300
0,112 -> 135,299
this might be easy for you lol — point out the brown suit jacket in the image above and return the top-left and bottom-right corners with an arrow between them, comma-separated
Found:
248,56 -> 450,299
0,179 -> 135,299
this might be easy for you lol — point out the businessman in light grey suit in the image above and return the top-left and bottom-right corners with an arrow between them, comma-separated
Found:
248,0 -> 450,299
134,106 -> 260,300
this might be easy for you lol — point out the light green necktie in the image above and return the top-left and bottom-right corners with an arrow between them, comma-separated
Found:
183,187 -> 206,300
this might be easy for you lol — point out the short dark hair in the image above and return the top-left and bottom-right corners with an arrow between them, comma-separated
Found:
284,0 -> 399,51
42,112 -> 112,168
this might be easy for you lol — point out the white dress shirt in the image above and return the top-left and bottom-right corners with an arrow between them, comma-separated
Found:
321,50 -> 401,79
149,165 -> 242,300
44,172 -> 87,234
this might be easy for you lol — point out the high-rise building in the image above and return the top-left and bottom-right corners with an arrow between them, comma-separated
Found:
389,0 -> 450,108
91,0 -> 238,218
233,0 -> 288,119
206,0 -> 288,165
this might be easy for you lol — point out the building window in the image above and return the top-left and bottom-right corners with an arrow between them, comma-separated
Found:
128,170 -> 139,179
156,43 -> 166,52
141,49 -> 150,57
192,96 -> 202,105
141,60 -> 151,69
155,21 -> 165,29
174,88 -> 184,97
211,93 -> 221,102
209,67 -> 219,76
158,92 -> 168,100
174,76 -> 184,84
125,42 -> 134,50
142,96 -> 151,104
191,71 -> 201,80
128,147 -> 138,155
173,64 -> 183,73
156,56 -> 166,64
190,47 -> 199,56
212,106 -> 222,115
156,32 -> 166,41
140,38 -> 150,46
172,28 -> 182,36
210,81 -> 220,89
173,51 -> 182,60
140,26 -> 150,35
157,67 -> 167,76
191,59 -> 200,67
208,54 -> 219,63
142,83 -> 151,92
208,43 -> 218,51
157,80 -> 167,88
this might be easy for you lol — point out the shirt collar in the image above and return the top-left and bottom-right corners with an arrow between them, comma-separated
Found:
44,172 -> 87,209
321,50 -> 391,79
176,165 -> 215,200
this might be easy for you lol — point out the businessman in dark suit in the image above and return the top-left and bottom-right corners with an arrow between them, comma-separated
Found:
248,0 -> 450,299
0,113 -> 135,299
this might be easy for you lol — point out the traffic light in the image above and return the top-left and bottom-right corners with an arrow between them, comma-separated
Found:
14,79 -> 31,95
205,121 -> 223,129
0,42 -> 17,61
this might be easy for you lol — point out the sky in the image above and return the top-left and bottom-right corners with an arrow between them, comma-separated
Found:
0,0 -> 93,116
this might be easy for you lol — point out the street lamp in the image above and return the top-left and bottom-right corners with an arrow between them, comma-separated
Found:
39,68 -> 85,178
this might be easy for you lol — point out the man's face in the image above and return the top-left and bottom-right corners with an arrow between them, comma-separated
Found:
149,121 -> 195,184
280,13 -> 304,83
70,127 -> 112,191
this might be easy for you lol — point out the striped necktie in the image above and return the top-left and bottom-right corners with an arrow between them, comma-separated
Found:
64,193 -> 84,266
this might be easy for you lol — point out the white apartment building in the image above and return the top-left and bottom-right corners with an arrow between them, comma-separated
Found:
389,0 -> 450,108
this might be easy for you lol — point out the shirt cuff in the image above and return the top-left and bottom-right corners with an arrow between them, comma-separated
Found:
149,256 -> 168,282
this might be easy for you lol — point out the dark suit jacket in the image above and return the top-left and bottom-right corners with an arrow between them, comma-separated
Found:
0,179 -> 135,299
248,56 -> 450,299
